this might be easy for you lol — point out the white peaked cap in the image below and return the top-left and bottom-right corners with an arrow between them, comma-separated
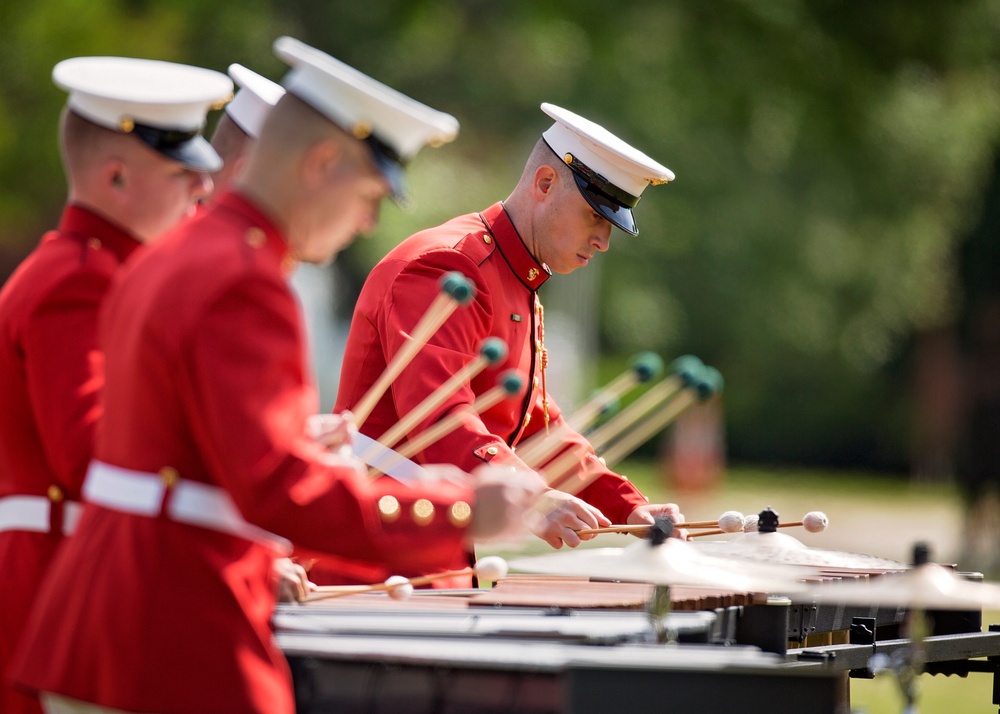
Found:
272,36 -> 459,200
226,64 -> 285,139
541,103 -> 674,235
52,56 -> 233,171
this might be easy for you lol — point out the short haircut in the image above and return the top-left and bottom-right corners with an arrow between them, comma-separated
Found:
59,108 -> 130,177
255,93 -> 353,158
517,137 -> 575,191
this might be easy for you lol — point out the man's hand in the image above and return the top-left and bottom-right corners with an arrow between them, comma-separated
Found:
627,503 -> 687,539
465,465 -> 540,545
273,557 -> 311,603
306,411 -> 357,457
526,489 -> 611,549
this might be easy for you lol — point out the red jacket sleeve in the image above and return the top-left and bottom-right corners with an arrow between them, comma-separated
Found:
183,274 -> 471,571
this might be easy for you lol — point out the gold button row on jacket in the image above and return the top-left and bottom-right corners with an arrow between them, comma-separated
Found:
47,484 -> 63,502
377,495 -> 468,528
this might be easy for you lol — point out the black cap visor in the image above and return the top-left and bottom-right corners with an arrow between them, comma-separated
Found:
571,173 -> 638,236
132,123 -> 222,172
365,134 -> 409,205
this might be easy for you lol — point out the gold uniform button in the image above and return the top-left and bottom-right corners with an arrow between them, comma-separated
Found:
158,466 -> 179,489
378,495 -> 401,523
47,484 -> 64,502
527,268 -> 539,281
245,227 -> 266,248
87,237 -> 102,250
532,376 -> 540,389
483,234 -> 492,244
522,413 -> 531,427
412,499 -> 435,526
447,501 -> 472,528
486,446 -> 499,456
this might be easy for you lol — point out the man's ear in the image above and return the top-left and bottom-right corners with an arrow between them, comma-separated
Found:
103,159 -> 127,197
302,138 -> 342,190
230,154 -> 248,182
532,165 -> 557,201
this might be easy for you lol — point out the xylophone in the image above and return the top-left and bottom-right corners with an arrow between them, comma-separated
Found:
275,570 -> 1000,714
276,586 -> 843,714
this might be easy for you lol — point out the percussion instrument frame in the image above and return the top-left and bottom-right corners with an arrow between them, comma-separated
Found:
276,584 -> 1000,714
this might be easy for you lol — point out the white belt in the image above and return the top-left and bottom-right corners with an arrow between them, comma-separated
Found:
0,495 -> 82,535
353,433 -> 429,484
83,461 -> 291,554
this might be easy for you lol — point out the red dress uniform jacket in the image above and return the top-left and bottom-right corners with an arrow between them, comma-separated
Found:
11,192 -> 474,714
0,206 -> 141,714
332,202 -> 647,584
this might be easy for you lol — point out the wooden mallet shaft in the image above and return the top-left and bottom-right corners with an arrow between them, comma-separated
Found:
574,524 -> 652,536
367,372 -> 524,478
518,376 -> 681,481
545,367 -> 722,495
689,521 -> 808,538
688,528 -> 725,538
510,422 -> 573,471
586,375 -> 686,453
597,389 -> 702,470
518,354 -> 702,470
576,511 -> 745,536
565,351 -> 664,432
358,338 -> 506,463
577,520 -> 721,536
539,378 -> 692,491
353,272 -> 475,428
563,370 -> 723,498
305,567 -> 473,603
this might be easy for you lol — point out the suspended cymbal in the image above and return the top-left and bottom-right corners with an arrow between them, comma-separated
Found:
731,530 -> 808,549
804,563 -> 1000,610
691,533 -> 908,571
509,537 -> 811,593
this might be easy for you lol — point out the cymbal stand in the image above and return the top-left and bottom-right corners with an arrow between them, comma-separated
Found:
867,544 -> 933,714
644,518 -> 677,644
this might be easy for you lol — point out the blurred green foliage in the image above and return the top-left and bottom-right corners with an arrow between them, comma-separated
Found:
2,0 -> 999,470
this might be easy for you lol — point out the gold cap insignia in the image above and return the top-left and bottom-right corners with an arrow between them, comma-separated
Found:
352,121 -> 373,140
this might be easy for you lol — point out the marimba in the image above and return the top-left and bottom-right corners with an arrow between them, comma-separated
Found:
277,596 -> 842,714
274,574 -> 1000,714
